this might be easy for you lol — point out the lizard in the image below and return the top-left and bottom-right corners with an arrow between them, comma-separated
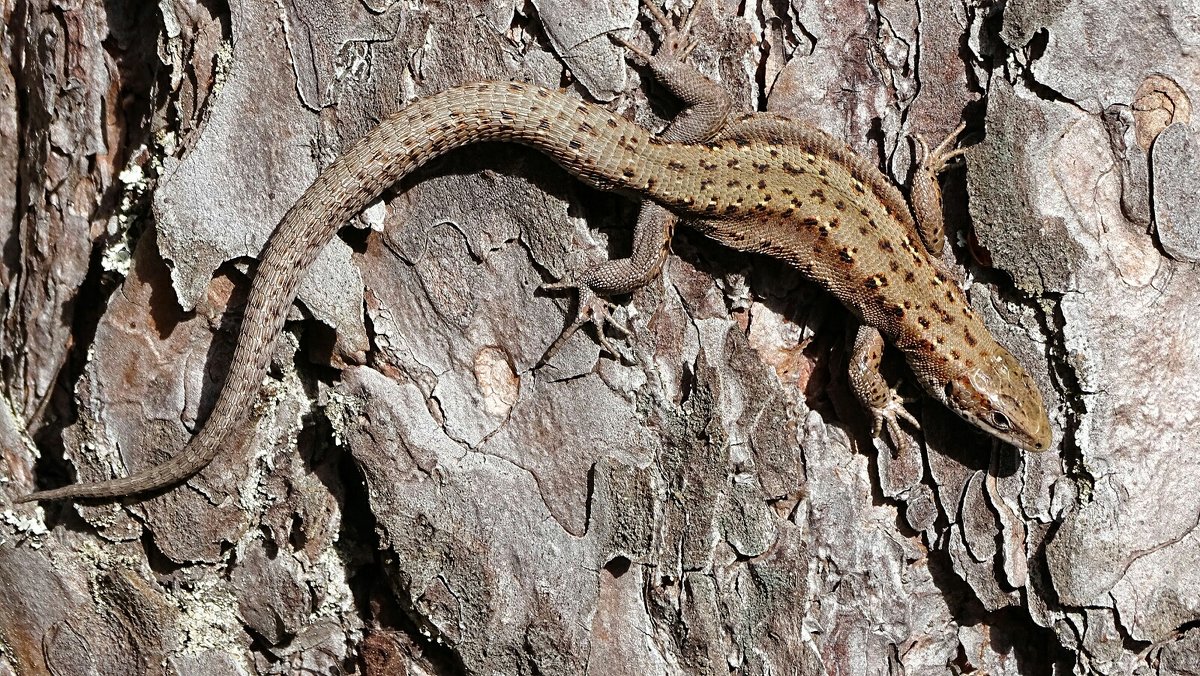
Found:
17,2 -> 1051,504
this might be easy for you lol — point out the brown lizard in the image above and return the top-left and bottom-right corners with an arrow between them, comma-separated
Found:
18,3 -> 1051,503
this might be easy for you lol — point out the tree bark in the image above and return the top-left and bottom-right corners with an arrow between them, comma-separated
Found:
2,0 -> 1198,674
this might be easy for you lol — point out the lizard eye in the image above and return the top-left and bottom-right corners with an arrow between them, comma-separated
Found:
990,411 -> 1011,431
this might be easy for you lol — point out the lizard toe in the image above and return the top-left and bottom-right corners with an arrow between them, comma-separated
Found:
538,286 -> 633,367
915,122 -> 969,175
636,0 -> 702,65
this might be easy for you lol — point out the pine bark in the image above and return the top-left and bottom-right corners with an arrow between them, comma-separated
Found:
2,1 -> 1199,674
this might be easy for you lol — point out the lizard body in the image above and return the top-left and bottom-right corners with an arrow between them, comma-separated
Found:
19,12 -> 1050,503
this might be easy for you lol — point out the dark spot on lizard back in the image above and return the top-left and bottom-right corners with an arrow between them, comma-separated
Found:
931,302 -> 954,325
668,160 -> 686,171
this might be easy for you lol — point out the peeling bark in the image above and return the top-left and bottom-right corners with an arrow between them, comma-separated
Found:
2,1 -> 1198,674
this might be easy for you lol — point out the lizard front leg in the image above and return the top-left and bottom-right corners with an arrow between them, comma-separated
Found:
848,324 -> 921,455
541,0 -> 729,363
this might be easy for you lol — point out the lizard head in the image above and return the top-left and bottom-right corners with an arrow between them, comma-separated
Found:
944,349 -> 1052,453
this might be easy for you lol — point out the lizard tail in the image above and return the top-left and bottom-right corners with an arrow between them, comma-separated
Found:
18,81 -> 662,502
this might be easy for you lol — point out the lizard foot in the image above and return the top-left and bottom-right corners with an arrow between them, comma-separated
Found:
915,122 -> 968,175
538,283 -> 632,366
868,387 -> 922,456
611,0 -> 699,65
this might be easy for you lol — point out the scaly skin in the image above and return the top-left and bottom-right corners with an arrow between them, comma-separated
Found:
18,15 -> 1050,504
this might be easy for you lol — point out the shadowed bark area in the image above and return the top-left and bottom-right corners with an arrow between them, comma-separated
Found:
2,0 -> 1198,674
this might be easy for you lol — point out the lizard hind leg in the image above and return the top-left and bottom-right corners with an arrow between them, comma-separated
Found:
909,122 -> 968,256
541,1 -> 731,365
613,0 -> 732,144
848,323 -> 922,455
538,202 -> 677,366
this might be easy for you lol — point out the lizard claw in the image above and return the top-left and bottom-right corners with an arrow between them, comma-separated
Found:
538,283 -> 632,367
609,33 -> 654,64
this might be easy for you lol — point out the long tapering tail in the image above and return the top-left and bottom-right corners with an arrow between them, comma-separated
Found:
18,82 -> 669,502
